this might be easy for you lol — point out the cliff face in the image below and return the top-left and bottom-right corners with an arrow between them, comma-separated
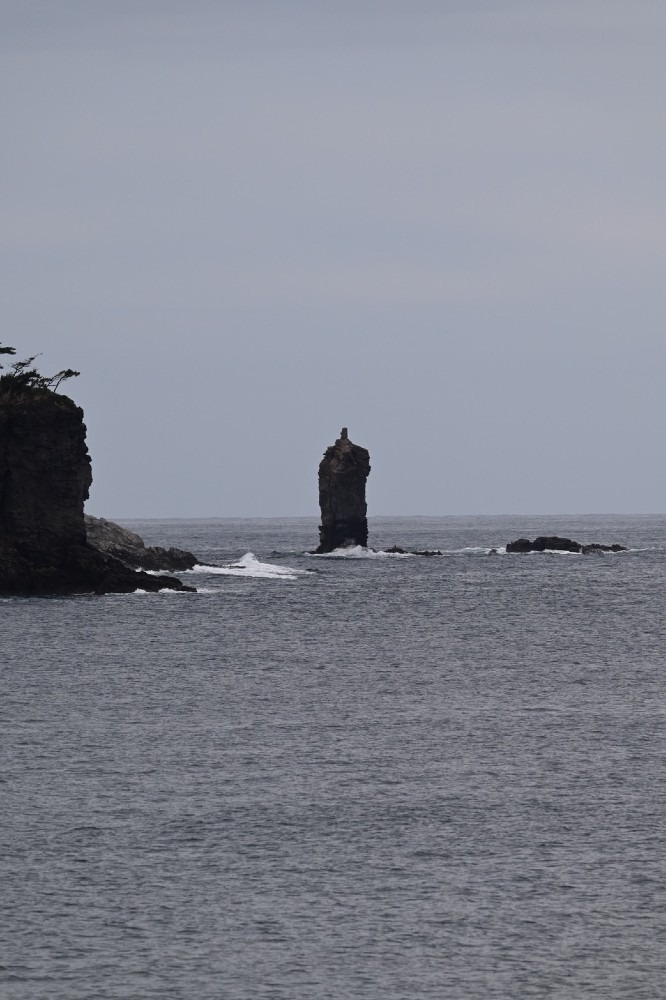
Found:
316,428 -> 371,553
0,390 -> 191,594
0,393 -> 91,562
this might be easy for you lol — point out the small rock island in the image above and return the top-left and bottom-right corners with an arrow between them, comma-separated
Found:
506,536 -> 627,554
316,427 -> 371,553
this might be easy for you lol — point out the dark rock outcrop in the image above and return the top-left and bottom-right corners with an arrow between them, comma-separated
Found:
507,536 -> 580,553
85,515 -> 197,571
506,535 -> 627,554
0,390 -> 192,595
316,427 -> 371,553
385,545 -> 443,556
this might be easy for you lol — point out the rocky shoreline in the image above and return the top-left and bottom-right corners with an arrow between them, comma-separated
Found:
0,354 -> 631,594
85,515 -> 198,572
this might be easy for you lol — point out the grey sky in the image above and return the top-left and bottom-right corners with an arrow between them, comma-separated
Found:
3,1 -> 665,516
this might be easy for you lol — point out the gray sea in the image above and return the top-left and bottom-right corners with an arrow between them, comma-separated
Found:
1,514 -> 665,999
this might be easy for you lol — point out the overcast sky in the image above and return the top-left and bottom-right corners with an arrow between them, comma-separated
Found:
2,1 -> 665,517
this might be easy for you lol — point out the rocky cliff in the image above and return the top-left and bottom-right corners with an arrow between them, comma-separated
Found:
0,390 -> 91,557
316,427 -> 371,553
85,515 -> 197,571
0,390 -> 191,595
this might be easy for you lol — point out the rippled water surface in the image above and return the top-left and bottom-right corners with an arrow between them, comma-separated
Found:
2,515 -> 665,999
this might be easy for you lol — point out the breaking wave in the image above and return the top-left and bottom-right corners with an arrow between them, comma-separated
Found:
127,588 -> 193,595
310,545 -> 509,558
189,553 -> 311,580
311,545 -> 413,559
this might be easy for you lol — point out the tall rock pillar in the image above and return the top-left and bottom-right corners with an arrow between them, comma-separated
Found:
316,427 -> 371,553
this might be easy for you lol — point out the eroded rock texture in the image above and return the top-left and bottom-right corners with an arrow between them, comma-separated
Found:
85,515 -> 197,571
0,391 -> 192,594
316,427 -> 371,553
506,535 -> 627,554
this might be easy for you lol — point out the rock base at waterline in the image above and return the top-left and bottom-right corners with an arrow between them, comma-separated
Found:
506,536 -> 627,554
85,515 -> 198,571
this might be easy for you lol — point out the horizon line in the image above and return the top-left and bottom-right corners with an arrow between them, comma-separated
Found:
87,511 -> 666,521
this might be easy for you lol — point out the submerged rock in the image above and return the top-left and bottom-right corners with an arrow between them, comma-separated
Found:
85,515 -> 197,571
0,389 -> 192,595
316,427 -> 371,554
385,545 -> 443,556
506,535 -> 627,554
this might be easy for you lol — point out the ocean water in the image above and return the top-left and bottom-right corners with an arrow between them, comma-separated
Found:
1,514 -> 665,1000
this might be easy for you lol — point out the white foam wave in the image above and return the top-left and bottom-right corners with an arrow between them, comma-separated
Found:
125,587 -> 194,596
311,545 -> 508,558
532,548 -> 580,556
311,545 -> 412,559
190,553 -> 309,580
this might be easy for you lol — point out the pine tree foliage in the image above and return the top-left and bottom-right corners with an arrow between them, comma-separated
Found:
0,343 -> 80,398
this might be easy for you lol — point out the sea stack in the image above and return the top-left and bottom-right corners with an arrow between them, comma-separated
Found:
316,427 -> 371,553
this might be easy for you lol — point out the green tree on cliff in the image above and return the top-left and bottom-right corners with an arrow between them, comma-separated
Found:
0,343 -> 79,398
